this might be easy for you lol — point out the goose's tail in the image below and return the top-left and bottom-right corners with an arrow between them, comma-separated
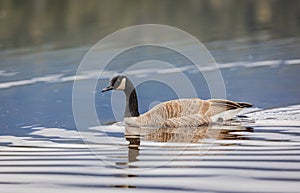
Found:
237,102 -> 253,108
208,99 -> 253,122
208,99 -> 253,110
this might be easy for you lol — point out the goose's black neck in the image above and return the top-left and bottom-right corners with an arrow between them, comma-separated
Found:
124,80 -> 140,117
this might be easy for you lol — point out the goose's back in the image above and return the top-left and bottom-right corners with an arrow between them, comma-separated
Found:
148,98 -> 208,118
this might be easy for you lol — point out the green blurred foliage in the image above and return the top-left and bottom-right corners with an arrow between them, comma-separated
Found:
0,0 -> 299,49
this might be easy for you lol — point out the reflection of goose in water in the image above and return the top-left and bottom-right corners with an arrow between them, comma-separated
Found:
102,75 -> 252,128
125,125 -> 253,144
119,125 -> 252,164
126,135 -> 140,163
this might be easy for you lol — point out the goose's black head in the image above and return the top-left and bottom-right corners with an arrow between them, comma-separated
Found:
102,75 -> 139,117
102,75 -> 128,92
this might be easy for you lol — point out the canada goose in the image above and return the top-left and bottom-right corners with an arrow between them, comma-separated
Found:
102,75 -> 252,128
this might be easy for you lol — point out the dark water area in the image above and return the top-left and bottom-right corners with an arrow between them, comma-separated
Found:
1,38 -> 300,132
1,1 -> 300,193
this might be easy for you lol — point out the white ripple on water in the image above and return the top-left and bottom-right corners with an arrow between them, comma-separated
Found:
0,58 -> 299,89
0,105 -> 300,192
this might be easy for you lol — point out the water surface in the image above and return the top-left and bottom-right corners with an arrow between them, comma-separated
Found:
1,37 -> 300,192
1,1 -> 300,192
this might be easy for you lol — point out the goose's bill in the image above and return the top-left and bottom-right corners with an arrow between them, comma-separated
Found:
101,85 -> 113,92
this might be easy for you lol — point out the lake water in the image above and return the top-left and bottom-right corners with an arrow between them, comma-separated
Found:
1,36 -> 300,193
1,1 -> 300,192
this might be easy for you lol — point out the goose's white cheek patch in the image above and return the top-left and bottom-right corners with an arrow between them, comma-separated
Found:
116,78 -> 126,90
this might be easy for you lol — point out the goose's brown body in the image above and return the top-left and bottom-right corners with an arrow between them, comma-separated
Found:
124,98 -> 252,127
102,75 -> 252,128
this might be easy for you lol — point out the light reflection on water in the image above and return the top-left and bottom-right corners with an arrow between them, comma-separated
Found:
0,115 -> 300,192
0,35 -> 300,191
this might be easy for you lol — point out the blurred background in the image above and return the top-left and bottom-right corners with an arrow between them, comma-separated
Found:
0,0 -> 299,49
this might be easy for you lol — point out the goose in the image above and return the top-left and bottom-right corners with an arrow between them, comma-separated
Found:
102,75 -> 252,128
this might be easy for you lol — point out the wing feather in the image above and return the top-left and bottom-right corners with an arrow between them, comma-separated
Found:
125,98 -> 252,127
